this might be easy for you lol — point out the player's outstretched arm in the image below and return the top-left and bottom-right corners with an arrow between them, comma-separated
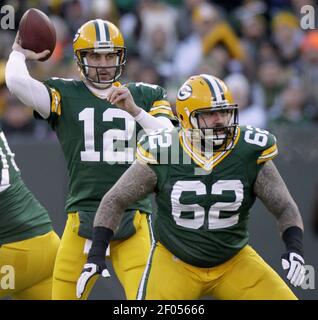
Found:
5,32 -> 51,118
254,160 -> 305,287
76,160 -> 157,298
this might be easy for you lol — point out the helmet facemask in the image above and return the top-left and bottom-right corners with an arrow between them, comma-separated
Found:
189,104 -> 238,152
75,46 -> 126,89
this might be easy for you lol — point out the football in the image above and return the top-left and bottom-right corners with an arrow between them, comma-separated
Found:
18,8 -> 56,61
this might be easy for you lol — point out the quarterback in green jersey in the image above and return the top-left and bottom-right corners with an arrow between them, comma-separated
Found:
77,74 -> 305,300
6,19 -> 174,299
0,125 -> 60,299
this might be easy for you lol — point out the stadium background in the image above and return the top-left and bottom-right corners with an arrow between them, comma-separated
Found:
0,0 -> 317,299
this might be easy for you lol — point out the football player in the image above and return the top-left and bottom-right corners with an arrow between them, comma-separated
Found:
77,74 -> 305,299
0,125 -> 60,299
5,19 -> 175,299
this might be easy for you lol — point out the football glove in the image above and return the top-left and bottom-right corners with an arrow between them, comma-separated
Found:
76,226 -> 114,299
281,226 -> 305,287
281,252 -> 305,287
76,258 -> 110,299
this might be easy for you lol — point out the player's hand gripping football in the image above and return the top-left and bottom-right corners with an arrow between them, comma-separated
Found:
76,256 -> 110,299
281,251 -> 305,287
106,85 -> 141,117
12,32 -> 50,61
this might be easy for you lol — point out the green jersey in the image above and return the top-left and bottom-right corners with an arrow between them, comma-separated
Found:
137,125 -> 278,267
37,79 -> 174,239
0,127 -> 52,245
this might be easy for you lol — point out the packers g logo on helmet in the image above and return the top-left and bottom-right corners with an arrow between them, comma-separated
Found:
73,19 -> 126,87
176,74 -> 239,151
177,84 -> 192,101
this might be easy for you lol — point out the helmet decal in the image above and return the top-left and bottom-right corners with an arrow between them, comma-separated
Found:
177,84 -> 192,101
94,19 -> 110,42
200,74 -> 225,103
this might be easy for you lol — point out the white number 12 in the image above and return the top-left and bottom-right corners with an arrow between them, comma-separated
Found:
79,108 -> 135,163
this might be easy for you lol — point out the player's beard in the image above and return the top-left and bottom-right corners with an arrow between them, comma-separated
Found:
186,129 -> 212,156
84,65 -> 117,89
97,69 -> 114,82
92,69 -> 115,89
187,127 -> 232,156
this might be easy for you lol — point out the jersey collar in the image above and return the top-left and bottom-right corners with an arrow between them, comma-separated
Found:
179,127 -> 241,171
83,80 -> 122,100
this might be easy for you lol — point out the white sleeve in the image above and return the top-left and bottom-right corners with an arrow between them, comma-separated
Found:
5,51 -> 51,119
134,109 -> 174,134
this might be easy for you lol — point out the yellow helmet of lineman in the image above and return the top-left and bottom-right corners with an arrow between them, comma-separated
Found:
176,74 -> 238,150
73,19 -> 126,86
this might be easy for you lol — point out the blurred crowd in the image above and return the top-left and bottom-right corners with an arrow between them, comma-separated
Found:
0,0 -> 318,138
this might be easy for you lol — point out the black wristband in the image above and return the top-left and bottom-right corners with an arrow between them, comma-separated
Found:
282,226 -> 304,256
88,227 -> 114,261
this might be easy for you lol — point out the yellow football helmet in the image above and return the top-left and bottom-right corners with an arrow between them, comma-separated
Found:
176,74 -> 238,150
73,19 -> 126,86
